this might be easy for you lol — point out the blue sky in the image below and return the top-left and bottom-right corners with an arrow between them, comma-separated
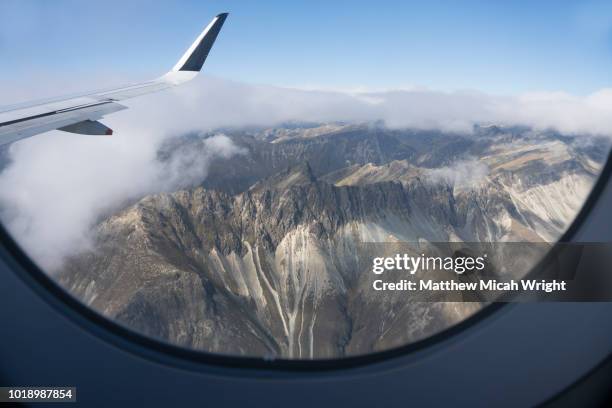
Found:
1,0 -> 612,95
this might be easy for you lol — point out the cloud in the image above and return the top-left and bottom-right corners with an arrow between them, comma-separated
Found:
425,159 -> 490,190
0,125 -> 243,271
115,76 -> 612,136
0,74 -> 611,272
159,134 -> 245,191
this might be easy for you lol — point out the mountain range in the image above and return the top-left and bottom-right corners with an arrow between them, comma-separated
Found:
56,122 -> 607,358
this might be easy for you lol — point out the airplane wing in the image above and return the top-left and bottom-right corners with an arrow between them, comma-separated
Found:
0,13 -> 228,146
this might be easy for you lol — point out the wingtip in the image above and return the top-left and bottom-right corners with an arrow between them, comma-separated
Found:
171,13 -> 229,73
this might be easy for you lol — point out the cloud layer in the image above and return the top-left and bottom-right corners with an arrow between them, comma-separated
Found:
113,76 -> 612,136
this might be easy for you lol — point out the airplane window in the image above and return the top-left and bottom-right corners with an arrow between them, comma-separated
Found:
1,5 -> 612,362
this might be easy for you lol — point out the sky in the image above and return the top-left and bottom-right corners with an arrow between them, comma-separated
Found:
1,1 -> 612,271
1,0 -> 612,95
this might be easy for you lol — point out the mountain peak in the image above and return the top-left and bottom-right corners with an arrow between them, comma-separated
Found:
251,161 -> 317,192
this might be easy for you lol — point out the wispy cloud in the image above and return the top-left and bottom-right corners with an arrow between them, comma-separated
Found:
425,159 -> 490,190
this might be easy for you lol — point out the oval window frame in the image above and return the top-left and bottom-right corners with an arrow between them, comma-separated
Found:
1,148 -> 610,373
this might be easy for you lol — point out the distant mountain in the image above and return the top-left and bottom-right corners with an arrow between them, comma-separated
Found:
56,123 -> 607,358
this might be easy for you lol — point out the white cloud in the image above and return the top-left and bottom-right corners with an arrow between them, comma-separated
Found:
425,159 -> 490,190
0,123 -> 243,271
132,76 -> 612,136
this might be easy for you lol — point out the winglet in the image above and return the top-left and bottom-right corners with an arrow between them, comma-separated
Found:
171,13 -> 229,72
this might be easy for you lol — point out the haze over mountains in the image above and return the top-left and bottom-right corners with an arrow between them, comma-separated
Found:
53,122 -> 608,358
